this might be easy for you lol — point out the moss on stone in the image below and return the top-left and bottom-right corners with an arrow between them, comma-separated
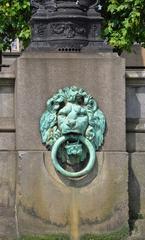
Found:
19,234 -> 70,240
80,226 -> 129,240
18,226 -> 129,240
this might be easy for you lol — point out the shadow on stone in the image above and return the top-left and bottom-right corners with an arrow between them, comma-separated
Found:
128,154 -> 141,233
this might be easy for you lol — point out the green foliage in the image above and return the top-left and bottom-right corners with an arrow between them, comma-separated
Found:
19,234 -> 70,240
102,0 -> 145,52
0,0 -> 31,51
81,226 -> 129,240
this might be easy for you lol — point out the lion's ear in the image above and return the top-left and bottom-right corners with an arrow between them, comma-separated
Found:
94,109 -> 106,150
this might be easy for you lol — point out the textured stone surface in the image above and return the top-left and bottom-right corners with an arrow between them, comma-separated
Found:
129,220 -> 145,239
16,151 -> 128,236
0,85 -> 14,118
0,207 -> 16,239
0,152 -> 17,238
126,86 -> 145,119
0,133 -> 15,150
121,45 -> 145,67
16,52 -> 126,151
0,117 -> 15,131
0,152 -> 16,207
127,133 -> 145,152
16,151 -> 70,235
130,153 -> 145,219
79,152 -> 128,235
126,118 -> 145,133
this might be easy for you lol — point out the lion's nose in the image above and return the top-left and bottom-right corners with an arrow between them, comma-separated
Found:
67,119 -> 76,128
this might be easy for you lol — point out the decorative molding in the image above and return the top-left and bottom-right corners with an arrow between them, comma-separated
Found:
127,118 -> 145,133
50,23 -> 87,39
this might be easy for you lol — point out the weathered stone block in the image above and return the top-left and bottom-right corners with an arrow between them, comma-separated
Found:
130,153 -> 145,219
16,52 -> 125,151
16,151 -> 128,237
0,152 -> 16,238
0,117 -> 15,132
0,211 -> 16,239
0,133 -> 15,150
126,86 -> 145,119
126,118 -> 145,133
17,151 -> 70,235
79,152 -> 128,236
129,220 -> 145,240
0,152 -> 16,207
0,85 -> 14,118
127,133 -> 145,152
121,45 -> 145,67
0,207 -> 16,240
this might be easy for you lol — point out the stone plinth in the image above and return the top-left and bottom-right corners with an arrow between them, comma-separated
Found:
15,52 -> 128,238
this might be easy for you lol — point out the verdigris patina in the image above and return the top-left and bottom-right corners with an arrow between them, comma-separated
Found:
40,86 -> 106,178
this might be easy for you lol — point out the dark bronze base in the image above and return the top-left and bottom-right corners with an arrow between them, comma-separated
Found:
28,1 -> 112,52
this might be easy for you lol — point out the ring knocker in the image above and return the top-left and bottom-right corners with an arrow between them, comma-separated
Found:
51,135 -> 96,178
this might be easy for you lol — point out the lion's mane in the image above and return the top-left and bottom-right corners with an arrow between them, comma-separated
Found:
40,86 -> 106,150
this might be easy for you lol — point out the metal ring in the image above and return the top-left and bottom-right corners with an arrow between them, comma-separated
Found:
51,135 -> 96,178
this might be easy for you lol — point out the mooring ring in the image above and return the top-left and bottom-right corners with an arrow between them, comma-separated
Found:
51,135 -> 96,178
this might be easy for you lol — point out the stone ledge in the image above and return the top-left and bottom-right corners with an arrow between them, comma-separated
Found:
20,52 -> 118,59
126,70 -> 145,86
127,133 -> 145,152
0,72 -> 15,81
126,70 -> 145,79
127,118 -> 145,133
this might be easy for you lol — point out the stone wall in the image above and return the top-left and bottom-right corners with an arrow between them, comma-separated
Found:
0,54 -> 144,239
126,70 -> 145,239
0,71 -> 16,239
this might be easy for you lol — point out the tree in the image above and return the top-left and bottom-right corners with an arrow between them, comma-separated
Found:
101,0 -> 145,52
0,0 -> 145,53
0,0 -> 31,51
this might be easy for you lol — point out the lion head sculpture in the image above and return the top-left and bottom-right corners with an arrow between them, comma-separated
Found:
40,86 -> 106,151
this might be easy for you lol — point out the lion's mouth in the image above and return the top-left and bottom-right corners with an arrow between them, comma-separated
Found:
58,133 -> 88,167
63,132 -> 82,149
64,132 -> 81,140
62,129 -> 82,135
63,134 -> 86,163
65,131 -> 81,135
